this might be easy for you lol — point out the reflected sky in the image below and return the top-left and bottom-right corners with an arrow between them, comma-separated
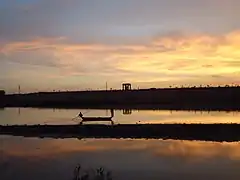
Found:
1,136 -> 240,180
0,108 -> 239,125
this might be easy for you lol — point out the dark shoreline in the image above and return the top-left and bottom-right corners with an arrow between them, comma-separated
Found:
1,124 -> 240,142
1,87 -> 240,111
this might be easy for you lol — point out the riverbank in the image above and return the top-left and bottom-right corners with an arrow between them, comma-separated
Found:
3,87 -> 240,110
1,124 -> 240,142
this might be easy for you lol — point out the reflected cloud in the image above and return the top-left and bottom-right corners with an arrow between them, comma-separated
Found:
1,136 -> 240,180
2,137 -> 240,161
151,140 -> 240,161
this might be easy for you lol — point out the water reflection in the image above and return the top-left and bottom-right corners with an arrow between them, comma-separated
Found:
123,109 -> 132,115
0,136 -> 240,180
0,108 -> 239,125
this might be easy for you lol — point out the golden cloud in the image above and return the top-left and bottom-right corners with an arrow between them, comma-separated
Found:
1,31 -> 240,88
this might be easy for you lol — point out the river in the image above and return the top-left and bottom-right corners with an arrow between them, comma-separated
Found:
0,108 -> 240,180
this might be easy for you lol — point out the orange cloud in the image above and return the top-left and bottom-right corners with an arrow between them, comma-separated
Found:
1,31 -> 240,90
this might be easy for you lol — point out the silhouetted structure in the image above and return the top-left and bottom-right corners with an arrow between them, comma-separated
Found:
122,83 -> 132,91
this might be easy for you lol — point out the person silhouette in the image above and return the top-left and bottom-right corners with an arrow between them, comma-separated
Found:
78,112 -> 83,118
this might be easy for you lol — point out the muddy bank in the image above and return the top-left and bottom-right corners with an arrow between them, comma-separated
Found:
1,124 -> 240,142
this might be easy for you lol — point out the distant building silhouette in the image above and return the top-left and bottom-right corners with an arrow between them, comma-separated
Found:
122,83 -> 132,91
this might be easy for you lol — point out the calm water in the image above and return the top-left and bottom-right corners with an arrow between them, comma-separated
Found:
1,108 -> 240,180
0,108 -> 240,125
1,136 -> 240,180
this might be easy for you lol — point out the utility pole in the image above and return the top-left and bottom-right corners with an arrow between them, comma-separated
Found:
18,85 -> 21,94
106,82 -> 108,91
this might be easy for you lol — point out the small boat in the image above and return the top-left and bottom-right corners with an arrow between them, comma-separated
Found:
81,116 -> 113,121
78,109 -> 114,125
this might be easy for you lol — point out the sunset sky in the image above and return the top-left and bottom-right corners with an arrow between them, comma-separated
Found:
0,0 -> 240,93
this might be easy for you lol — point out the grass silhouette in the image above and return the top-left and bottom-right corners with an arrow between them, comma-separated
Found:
72,164 -> 112,180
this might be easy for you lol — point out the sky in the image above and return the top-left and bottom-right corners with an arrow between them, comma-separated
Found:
0,0 -> 240,93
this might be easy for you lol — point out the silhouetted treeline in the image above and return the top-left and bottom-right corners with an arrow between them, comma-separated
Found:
3,87 -> 240,110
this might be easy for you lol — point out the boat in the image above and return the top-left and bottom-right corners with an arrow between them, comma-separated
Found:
79,109 -> 114,125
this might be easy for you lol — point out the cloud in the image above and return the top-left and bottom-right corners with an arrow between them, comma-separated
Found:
0,31 -> 240,92
1,0 -> 240,92
1,0 -> 240,43
117,31 -> 240,77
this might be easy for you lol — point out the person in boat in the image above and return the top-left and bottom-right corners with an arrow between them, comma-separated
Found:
78,112 -> 83,118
